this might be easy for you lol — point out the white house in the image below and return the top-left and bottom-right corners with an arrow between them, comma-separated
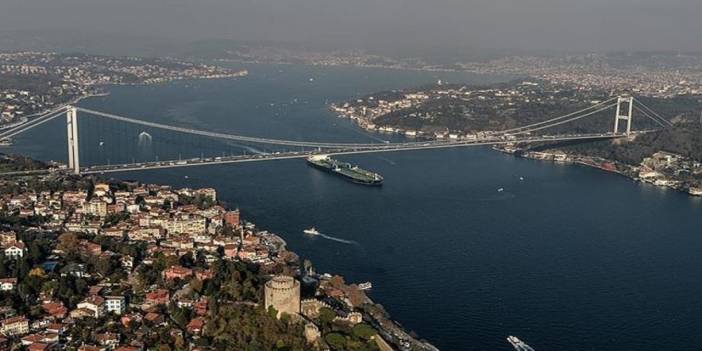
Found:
4,242 -> 26,259
76,296 -> 105,318
0,278 -> 17,291
105,296 -> 126,315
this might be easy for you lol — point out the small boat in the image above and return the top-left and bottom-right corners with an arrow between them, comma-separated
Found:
304,227 -> 320,236
497,188 -> 504,192
507,336 -> 535,351
358,282 -> 372,290
519,176 -> 524,181
507,336 -> 520,348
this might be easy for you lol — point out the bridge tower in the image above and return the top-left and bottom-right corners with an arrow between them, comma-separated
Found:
66,106 -> 80,175
613,96 -> 634,136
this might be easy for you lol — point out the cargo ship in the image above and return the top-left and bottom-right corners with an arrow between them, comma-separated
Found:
307,155 -> 383,186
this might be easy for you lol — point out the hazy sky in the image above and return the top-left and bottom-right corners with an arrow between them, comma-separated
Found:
2,0 -> 701,52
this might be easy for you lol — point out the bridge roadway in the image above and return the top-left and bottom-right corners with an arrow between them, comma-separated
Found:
77,132 -> 631,175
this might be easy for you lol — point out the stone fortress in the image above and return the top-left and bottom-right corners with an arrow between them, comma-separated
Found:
264,275 -> 301,318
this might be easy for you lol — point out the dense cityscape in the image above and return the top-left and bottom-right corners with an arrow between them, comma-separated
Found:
0,162 -> 436,351
214,45 -> 702,97
0,44 -> 701,349
1,0 -> 702,348
0,52 -> 247,127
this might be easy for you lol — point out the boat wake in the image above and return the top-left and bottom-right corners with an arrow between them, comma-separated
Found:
225,142 -> 266,155
317,232 -> 359,245
377,156 -> 397,166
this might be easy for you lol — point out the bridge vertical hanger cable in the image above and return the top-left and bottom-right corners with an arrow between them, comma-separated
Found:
75,102 -> 643,149
632,106 -> 668,128
499,97 -> 619,134
74,106 -> 450,149
631,102 -> 668,127
633,98 -> 673,126
510,104 -> 618,135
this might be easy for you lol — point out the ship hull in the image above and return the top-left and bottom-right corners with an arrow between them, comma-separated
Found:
307,158 -> 383,186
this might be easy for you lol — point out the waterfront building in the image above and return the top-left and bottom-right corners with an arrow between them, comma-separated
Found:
223,210 -> 241,228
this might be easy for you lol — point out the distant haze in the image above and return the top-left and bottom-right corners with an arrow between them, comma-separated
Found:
2,0 -> 702,53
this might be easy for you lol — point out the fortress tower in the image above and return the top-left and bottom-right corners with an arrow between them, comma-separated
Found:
264,275 -> 301,318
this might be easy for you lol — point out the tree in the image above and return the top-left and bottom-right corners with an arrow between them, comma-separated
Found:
318,307 -> 337,325
28,267 -> 46,279
267,306 -> 278,319
352,324 -> 377,341
28,240 -> 45,263
57,232 -> 79,254
179,252 -> 194,268
169,304 -> 190,329
325,333 -> 347,350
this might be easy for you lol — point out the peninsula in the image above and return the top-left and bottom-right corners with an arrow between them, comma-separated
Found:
330,80 -> 702,196
0,155 -> 436,351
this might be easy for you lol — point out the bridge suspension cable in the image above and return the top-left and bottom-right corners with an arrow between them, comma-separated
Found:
632,106 -> 669,128
75,107 -> 439,149
509,102 -> 618,135
0,107 -> 69,139
632,98 -> 673,127
75,98 -> 625,150
499,97 -> 619,134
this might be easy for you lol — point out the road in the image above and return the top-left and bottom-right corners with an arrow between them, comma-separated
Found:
0,131 -> 651,177
79,132 -> 630,175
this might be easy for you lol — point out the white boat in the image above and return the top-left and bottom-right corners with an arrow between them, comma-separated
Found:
304,227 -> 320,236
358,282 -> 372,290
507,336 -> 535,351
507,336 -> 520,348
497,187 -> 505,192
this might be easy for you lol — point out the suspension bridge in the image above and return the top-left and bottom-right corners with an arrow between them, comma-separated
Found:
0,96 -> 671,176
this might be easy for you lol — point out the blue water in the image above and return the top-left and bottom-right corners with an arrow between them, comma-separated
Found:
5,64 -> 702,351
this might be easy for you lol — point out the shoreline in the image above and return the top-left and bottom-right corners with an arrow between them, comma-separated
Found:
493,146 -> 702,197
105,173 -> 442,349
0,70 -> 248,135
327,99 -> 702,199
0,158 -> 439,349
214,57 -> 481,74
